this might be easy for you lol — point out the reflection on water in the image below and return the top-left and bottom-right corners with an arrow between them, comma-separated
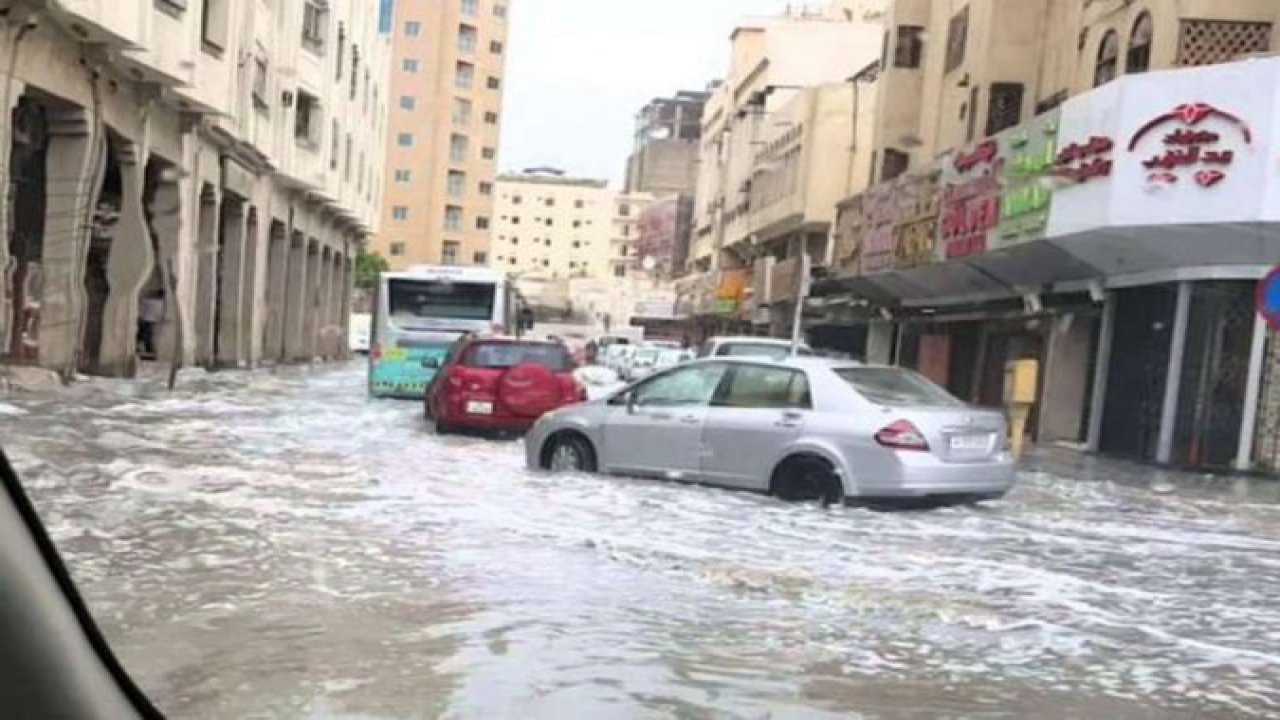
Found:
2,364 -> 1279,719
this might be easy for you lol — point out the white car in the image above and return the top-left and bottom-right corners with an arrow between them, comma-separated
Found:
349,313 -> 372,354
696,336 -> 813,360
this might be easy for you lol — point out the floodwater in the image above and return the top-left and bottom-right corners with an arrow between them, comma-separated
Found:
2,364 -> 1280,719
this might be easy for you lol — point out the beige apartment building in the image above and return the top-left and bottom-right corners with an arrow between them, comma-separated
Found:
490,171 -> 616,279
681,0 -> 886,327
376,0 -> 510,269
0,0 -> 389,377
610,192 -> 654,280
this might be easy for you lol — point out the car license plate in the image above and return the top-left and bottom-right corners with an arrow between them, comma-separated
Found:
466,401 -> 494,415
949,434 -> 989,452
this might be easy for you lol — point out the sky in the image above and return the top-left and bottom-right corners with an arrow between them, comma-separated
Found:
500,0 -> 796,187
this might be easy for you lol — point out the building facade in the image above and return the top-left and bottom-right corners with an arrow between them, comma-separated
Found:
681,1 -> 885,333
818,0 -> 1280,472
375,0 -> 510,269
490,170 -> 615,279
624,91 -> 708,197
1,0 -> 388,378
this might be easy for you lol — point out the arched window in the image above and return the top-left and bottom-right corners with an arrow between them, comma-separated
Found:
1127,12 -> 1153,74
1095,30 -> 1119,86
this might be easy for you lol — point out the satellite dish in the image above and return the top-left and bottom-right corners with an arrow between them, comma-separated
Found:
642,256 -> 657,271
647,125 -> 673,141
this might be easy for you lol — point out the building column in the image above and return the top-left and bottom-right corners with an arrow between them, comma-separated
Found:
1156,281 -> 1193,464
97,139 -> 154,377
240,209 -> 264,367
1039,313 -> 1094,443
1086,294 -> 1116,453
148,173 -> 190,365
327,248 -> 342,358
283,231 -> 308,361
0,78 -> 25,354
38,108 -> 105,375
1235,313 -> 1268,470
865,319 -> 895,364
340,246 -> 354,360
303,239 -> 321,360
215,198 -> 247,367
193,185 -> 220,367
264,221 -> 288,363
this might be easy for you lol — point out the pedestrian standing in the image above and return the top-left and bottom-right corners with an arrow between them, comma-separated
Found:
137,291 -> 164,359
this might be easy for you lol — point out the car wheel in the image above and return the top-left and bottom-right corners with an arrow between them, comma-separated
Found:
773,455 -> 844,507
543,433 -> 597,473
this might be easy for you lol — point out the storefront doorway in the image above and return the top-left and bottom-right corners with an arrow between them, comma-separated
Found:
1100,285 -> 1175,460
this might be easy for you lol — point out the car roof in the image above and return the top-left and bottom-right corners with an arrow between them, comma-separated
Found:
688,355 -> 863,370
464,335 -> 560,346
706,336 -> 809,347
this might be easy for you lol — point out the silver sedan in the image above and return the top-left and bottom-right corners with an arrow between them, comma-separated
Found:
525,357 -> 1015,505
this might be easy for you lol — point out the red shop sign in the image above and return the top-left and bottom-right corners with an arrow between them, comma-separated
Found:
1053,135 -> 1114,184
1128,102 -> 1251,187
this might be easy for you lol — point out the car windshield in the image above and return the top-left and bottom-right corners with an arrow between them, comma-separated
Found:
835,367 -> 965,408
467,342 -> 573,371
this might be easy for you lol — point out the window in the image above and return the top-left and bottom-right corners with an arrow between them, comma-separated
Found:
462,0 -> 479,16
510,236 -> 519,243
571,240 -> 581,248
442,241 -> 460,265
509,257 -> 517,265
201,0 -> 230,52
893,25 -> 924,68
1176,19 -> 1271,67
476,216 -> 490,230
397,132 -> 415,147
490,40 -> 504,54
630,364 -> 728,408
481,147 -> 496,160
447,170 -> 466,197
835,367 -> 963,408
294,91 -> 319,146
986,82 -> 1024,135
614,265 -> 626,278
404,21 -> 422,37
394,169 -> 412,183
390,242 -> 406,256
479,181 -> 493,195
344,134 -> 352,180
392,206 -> 409,221
399,95 -> 416,110
486,76 -> 501,90
512,194 -> 523,204
302,0 -> 327,53
1127,12 -> 1153,74
965,84 -> 979,142
1094,30 -> 1119,87
881,148 -> 909,181
494,3 -> 507,19
484,111 -> 499,124
335,22 -> 345,80
449,134 -> 469,163
473,251 -> 487,264
455,62 -> 475,89
251,56 -> 269,109
452,97 -> 473,126
350,45 -> 359,99
944,5 -> 969,73
458,24 -> 478,54
402,58 -> 419,73
618,204 -> 631,216
715,365 -> 811,409
329,120 -> 339,169
572,220 -> 581,229
574,199 -> 584,209
511,216 -> 521,225
444,206 -> 464,232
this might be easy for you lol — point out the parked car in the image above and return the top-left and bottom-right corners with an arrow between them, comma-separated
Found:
425,336 -> 586,434
653,348 -> 694,373
526,357 -> 1014,505
623,346 -> 663,380
697,336 -> 814,360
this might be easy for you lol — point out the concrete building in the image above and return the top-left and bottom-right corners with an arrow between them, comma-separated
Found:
375,0 -> 510,269
490,169 -> 615,279
680,0 -> 885,332
0,0 -> 389,378
624,91 -> 707,197
610,191 -> 653,280
817,0 -> 1280,473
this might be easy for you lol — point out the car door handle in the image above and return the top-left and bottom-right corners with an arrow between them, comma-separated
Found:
648,411 -> 674,421
679,415 -> 701,425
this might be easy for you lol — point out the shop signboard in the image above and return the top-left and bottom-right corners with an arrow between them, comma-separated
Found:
713,268 -> 748,315
892,170 -> 941,269
938,138 -> 1002,259
994,109 -> 1059,248
860,183 -> 898,273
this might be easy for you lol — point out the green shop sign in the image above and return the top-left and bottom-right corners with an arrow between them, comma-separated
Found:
994,110 -> 1059,248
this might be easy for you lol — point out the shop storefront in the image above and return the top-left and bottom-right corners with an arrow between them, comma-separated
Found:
821,58 -> 1280,471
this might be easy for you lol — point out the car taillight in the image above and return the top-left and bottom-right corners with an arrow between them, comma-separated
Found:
875,420 -> 930,452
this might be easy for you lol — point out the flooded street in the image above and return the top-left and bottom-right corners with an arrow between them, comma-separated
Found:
2,363 -> 1280,719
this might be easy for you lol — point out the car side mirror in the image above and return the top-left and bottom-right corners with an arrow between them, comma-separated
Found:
422,357 -> 440,369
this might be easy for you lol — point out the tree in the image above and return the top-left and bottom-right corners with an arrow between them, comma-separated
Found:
355,249 -> 389,291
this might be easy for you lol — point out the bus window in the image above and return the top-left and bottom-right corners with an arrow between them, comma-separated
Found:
389,280 -> 496,325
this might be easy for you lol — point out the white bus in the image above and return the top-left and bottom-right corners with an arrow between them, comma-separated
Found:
368,265 -> 528,398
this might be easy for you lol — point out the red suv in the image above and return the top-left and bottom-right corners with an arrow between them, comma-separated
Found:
424,336 -> 586,434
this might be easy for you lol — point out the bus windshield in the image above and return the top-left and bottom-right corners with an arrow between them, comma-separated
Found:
388,279 -> 496,326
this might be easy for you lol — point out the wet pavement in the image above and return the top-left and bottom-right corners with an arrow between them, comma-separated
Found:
2,363 -> 1279,719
